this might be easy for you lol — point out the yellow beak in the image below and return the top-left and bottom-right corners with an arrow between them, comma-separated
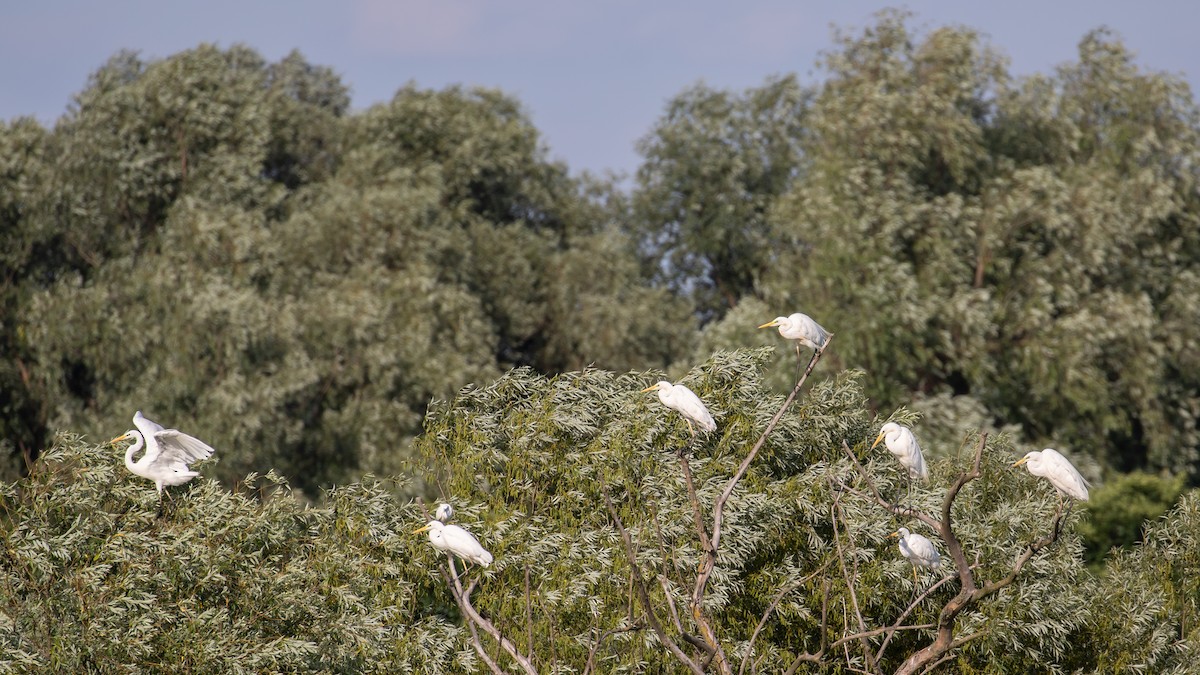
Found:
870,432 -> 885,450
640,385 -> 658,393
413,524 -> 431,534
109,433 -> 131,445
1012,457 -> 1029,467
757,320 -> 780,329
888,531 -> 900,539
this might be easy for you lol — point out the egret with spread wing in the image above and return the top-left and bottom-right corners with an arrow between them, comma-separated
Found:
110,410 -> 216,499
641,381 -> 716,435
415,520 -> 493,567
1013,448 -> 1090,503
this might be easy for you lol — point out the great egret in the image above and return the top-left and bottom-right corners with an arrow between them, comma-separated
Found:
414,520 -> 493,567
871,422 -> 929,481
891,527 -> 941,584
435,503 -> 455,523
759,313 -> 830,355
641,381 -> 716,434
109,411 -> 216,499
1013,448 -> 1090,502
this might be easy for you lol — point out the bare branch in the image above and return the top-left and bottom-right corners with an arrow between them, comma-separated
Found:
737,560 -> 834,675
829,488 -> 882,674
689,341 -> 830,673
583,623 -> 644,675
435,561 -> 503,675
602,489 -> 704,674
679,452 -> 713,555
445,557 -> 539,675
837,440 -> 941,532
875,573 -> 958,663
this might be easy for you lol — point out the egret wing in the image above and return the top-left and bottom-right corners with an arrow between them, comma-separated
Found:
908,534 -> 940,567
672,385 -> 716,432
149,429 -> 216,470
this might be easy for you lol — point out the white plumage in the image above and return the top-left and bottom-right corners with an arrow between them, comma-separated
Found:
1013,448 -> 1090,502
435,503 -> 455,523
871,422 -> 929,481
415,520 -> 494,567
109,411 -> 216,496
893,527 -> 941,573
759,312 -> 830,352
641,381 -> 717,434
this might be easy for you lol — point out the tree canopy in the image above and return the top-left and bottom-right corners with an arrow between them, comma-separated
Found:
2,11 -> 1200,672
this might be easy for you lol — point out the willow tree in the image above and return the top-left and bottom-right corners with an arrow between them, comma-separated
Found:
414,348 -> 1091,672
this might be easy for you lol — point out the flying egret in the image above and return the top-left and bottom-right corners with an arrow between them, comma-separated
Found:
1013,448 -> 1090,503
414,520 -> 494,567
435,503 -> 455,523
641,381 -> 716,435
109,411 -> 216,500
759,313 -> 830,356
891,527 -> 941,584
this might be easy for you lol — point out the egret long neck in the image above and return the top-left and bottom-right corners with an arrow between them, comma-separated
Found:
124,432 -> 144,472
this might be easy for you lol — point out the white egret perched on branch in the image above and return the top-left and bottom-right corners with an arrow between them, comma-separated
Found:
415,520 -> 494,567
759,312 -> 830,357
435,503 -> 455,523
109,411 -> 216,500
872,422 -> 929,481
641,381 -> 716,435
891,527 -> 941,584
1013,448 -> 1090,503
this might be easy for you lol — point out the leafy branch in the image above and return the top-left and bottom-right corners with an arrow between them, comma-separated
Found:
837,434 -> 1071,674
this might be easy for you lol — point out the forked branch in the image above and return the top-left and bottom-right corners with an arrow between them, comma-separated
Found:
838,433 -> 1072,675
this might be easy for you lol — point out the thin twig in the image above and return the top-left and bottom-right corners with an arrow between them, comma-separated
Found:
583,623 -> 644,675
436,562 -> 503,675
737,561 -> 833,675
875,573 -> 958,662
691,340 -> 831,674
602,488 -> 704,675
829,487 -> 881,674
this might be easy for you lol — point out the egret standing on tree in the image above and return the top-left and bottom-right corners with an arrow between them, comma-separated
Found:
1013,448 -> 1090,504
759,312 -> 830,357
641,381 -> 716,435
891,527 -> 941,584
872,422 -> 929,481
109,411 -> 216,502
415,520 -> 494,567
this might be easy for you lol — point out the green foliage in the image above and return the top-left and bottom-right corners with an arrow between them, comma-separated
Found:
3,352 -> 1193,672
0,434 -> 466,674
747,14 -> 1200,478
1078,471 -> 1186,566
6,46 -> 683,490
1065,490 -> 1200,672
415,350 -> 1091,671
633,76 -> 811,320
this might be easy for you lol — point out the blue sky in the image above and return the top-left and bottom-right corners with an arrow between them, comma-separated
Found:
2,1 -> 1197,178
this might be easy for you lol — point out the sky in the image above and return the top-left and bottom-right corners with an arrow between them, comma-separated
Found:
2,1 -> 1198,179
